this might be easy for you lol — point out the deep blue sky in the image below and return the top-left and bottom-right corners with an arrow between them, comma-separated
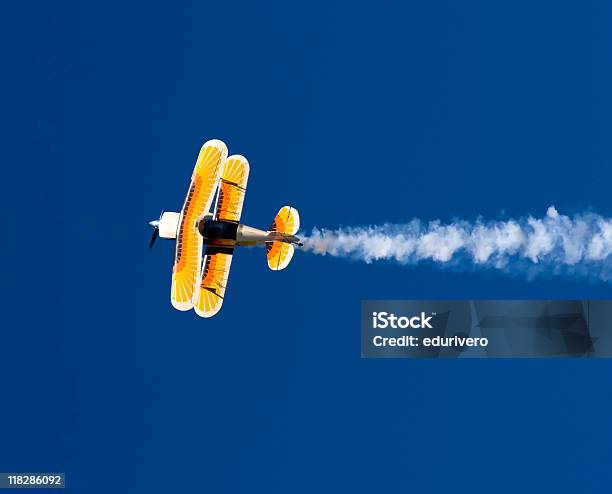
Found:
3,1 -> 611,492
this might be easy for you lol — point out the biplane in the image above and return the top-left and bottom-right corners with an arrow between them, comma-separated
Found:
149,139 -> 302,317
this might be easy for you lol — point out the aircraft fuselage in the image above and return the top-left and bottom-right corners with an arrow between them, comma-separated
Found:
197,219 -> 301,248
150,212 -> 301,248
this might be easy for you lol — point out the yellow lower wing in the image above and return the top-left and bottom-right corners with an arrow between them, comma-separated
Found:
171,140 -> 226,311
194,247 -> 233,318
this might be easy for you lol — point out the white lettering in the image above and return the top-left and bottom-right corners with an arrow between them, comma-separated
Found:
372,311 -> 435,329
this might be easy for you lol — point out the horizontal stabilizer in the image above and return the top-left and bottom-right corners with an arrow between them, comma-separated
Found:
269,206 -> 300,235
267,242 -> 295,271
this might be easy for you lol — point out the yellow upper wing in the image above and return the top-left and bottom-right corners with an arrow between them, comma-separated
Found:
193,247 -> 233,318
214,155 -> 250,223
171,140 -> 226,310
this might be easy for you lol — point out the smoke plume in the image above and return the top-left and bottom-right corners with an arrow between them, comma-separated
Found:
301,207 -> 612,281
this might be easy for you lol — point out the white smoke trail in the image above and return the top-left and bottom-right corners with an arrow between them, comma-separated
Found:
301,207 -> 612,281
